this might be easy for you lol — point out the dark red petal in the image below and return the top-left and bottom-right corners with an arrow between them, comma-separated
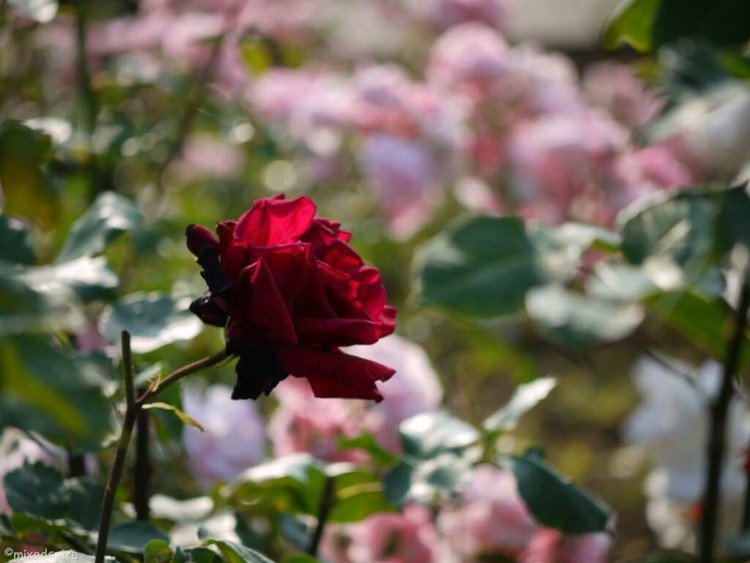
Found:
186,224 -> 219,257
234,195 -> 317,246
275,345 -> 395,401
236,259 -> 298,344
294,317 -> 385,346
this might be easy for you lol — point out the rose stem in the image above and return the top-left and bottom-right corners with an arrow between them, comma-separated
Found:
95,331 -> 230,562
699,276 -> 750,562
133,401 -> 151,521
307,476 -> 336,556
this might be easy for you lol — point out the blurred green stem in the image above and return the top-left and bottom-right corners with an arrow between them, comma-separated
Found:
94,333 -> 229,563
308,476 -> 336,557
73,1 -> 101,201
699,275 -> 750,562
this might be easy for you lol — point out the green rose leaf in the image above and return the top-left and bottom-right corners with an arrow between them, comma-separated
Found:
99,293 -> 203,353
108,521 -> 171,554
399,411 -> 479,459
417,216 -> 543,317
526,285 -> 644,347
483,376 -> 558,434
509,450 -> 612,534
57,191 -> 141,262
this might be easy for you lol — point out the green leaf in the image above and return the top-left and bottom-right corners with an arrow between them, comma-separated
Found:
0,268 -> 83,335
329,482 -> 395,523
399,411 -> 479,459
384,454 -> 472,506
717,184 -> 750,253
0,214 -> 35,265
584,263 -> 660,301
337,433 -> 397,465
3,462 -> 69,520
144,539 -> 174,563
652,0 -> 750,48
201,539 -> 274,563
66,477 -> 103,530
526,285 -> 644,347
647,290 -> 746,360
602,0 -> 660,51
483,377 -> 558,434
12,256 -> 119,303
418,216 -> 543,317
509,451 -> 612,534
0,120 -> 58,229
232,454 -> 327,515
99,293 -> 202,353
108,521 -> 171,554
143,402 -> 205,431
174,546 -> 223,563
57,191 -> 141,262
149,495 -> 214,522
0,335 -> 114,447
619,188 -> 719,269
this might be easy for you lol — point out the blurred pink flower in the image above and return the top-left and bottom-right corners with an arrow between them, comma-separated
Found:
361,135 -> 443,240
175,134 -> 245,179
182,384 -> 265,488
611,145 -> 693,208
75,321 -> 108,353
507,112 -> 628,224
520,530 -> 611,563
269,335 -> 443,459
418,0 -> 511,29
322,504 -> 444,563
428,23 -> 511,97
268,378 -> 370,462
583,62 -> 664,129
438,465 -> 539,558
346,334 -> 443,452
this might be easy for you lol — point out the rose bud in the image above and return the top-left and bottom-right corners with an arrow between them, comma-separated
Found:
186,194 -> 397,402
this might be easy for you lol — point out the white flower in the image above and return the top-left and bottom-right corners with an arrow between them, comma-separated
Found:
624,356 -> 750,550
182,384 -> 266,488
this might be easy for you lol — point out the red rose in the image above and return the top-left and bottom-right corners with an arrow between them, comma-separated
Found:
186,195 -> 397,401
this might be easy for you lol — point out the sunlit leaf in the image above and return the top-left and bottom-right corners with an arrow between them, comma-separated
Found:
57,191 -> 141,262
483,377 -> 558,433
99,293 -> 202,353
602,0 -> 660,51
399,411 -> 479,459
526,285 -> 644,347
143,402 -> 205,431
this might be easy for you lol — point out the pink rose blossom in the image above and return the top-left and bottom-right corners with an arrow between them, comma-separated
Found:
321,505 -> 444,563
417,0 -> 512,29
521,530 -> 611,563
182,384 -> 265,488
507,112 -> 628,224
611,145 -> 693,208
583,62 -> 664,129
428,23 -> 511,97
438,465 -> 539,558
361,135 -> 443,240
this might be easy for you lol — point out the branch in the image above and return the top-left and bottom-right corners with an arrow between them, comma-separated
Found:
307,476 -> 336,556
94,334 -> 229,562
699,276 -> 750,562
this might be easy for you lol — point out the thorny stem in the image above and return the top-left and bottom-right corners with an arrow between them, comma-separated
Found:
94,332 -> 229,563
699,276 -> 750,562
308,476 -> 336,557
